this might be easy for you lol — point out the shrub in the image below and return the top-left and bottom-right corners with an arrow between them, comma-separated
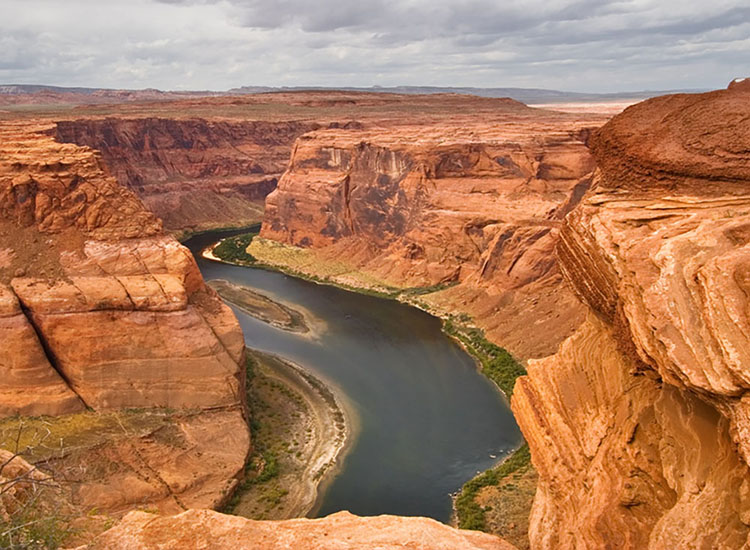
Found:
213,233 -> 258,264
0,428 -> 74,549
455,444 -> 531,531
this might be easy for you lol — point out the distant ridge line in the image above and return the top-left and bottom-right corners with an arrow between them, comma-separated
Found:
0,83 -> 709,105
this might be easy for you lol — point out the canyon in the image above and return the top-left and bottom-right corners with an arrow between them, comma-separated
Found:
1,82 -> 748,549
52,118 -> 313,234
254,98 -> 609,359
22,92 -> 614,361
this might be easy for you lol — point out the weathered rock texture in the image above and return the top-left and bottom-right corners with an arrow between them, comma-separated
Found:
0,120 -> 249,513
512,85 -> 750,548
82,509 -> 517,550
53,118 -> 314,233
52,410 -> 249,515
0,120 -> 246,413
260,101 -> 609,358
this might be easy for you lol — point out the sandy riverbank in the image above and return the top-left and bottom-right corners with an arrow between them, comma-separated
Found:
228,351 -> 356,520
205,234 -> 530,541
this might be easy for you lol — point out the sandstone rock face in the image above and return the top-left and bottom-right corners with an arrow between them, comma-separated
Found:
512,86 -> 750,548
0,119 -> 246,415
261,102 -> 608,358
82,509 -> 517,550
0,119 -> 250,516
0,283 -> 83,416
53,118 -> 314,233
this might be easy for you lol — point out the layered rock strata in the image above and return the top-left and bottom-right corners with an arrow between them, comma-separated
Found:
53,118 -> 314,233
260,103 -> 609,358
0,120 -> 246,412
81,509 -> 517,550
0,120 -> 249,512
512,86 -> 750,548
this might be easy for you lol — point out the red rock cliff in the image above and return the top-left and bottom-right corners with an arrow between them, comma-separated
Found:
0,120 -> 250,512
260,101 -> 607,358
512,86 -> 750,548
53,118 -> 314,233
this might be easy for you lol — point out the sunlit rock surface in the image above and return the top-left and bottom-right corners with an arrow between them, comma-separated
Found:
0,120 -> 249,514
513,83 -> 750,549
81,509 -> 517,550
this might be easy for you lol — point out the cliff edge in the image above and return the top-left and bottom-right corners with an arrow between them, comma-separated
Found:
0,120 -> 250,514
512,84 -> 750,548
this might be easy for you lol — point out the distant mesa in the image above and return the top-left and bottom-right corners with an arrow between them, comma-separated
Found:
728,77 -> 750,92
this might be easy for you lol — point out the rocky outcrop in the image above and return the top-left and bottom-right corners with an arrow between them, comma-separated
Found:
512,84 -> 750,548
260,103 -> 608,358
0,120 -> 246,413
0,120 -> 249,513
0,282 -> 83,416
53,118 -> 314,233
52,409 -> 250,515
81,509 -> 517,550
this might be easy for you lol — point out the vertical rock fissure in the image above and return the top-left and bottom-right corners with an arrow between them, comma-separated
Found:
16,300 -> 91,409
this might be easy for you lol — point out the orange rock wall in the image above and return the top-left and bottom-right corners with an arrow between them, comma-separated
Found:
512,87 -> 750,548
260,106 -> 604,358
0,120 -> 246,416
82,509 -> 517,550
53,118 -> 314,232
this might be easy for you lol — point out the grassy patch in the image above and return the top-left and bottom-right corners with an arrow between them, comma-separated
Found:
213,231 -> 259,265
176,223 -> 262,243
443,320 -> 526,399
222,355 -> 296,516
246,238 -> 402,298
401,281 -> 459,297
0,410 -> 177,462
455,444 -> 531,531
0,503 -> 73,550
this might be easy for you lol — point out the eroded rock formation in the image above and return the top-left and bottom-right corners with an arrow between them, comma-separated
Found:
52,118 -> 314,233
80,509 -> 517,550
512,85 -> 750,548
260,103 -> 609,358
0,120 -> 249,513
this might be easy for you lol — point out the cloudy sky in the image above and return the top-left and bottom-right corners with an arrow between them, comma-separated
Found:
1,0 -> 748,93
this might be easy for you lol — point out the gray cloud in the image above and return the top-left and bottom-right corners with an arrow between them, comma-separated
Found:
1,0 -> 748,92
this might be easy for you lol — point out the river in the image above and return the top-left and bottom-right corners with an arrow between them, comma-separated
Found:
184,230 -> 521,522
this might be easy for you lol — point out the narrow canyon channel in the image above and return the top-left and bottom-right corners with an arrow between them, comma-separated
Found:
185,230 -> 522,522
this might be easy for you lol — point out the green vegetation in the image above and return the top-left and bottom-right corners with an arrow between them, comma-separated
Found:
443,320 -> 526,398
455,444 -> 531,531
442,319 -> 532,538
175,223 -> 262,243
0,424 -> 76,550
223,356 -> 281,513
0,504 -> 71,550
222,354 -> 308,517
213,232 -> 259,265
400,281 -> 459,297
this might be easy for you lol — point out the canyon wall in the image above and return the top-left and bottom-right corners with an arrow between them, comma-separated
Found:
512,86 -> 750,548
53,118 -> 314,233
259,103 -> 607,358
0,120 -> 249,512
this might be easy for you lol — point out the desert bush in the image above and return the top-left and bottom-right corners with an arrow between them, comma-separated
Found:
0,424 -> 74,549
